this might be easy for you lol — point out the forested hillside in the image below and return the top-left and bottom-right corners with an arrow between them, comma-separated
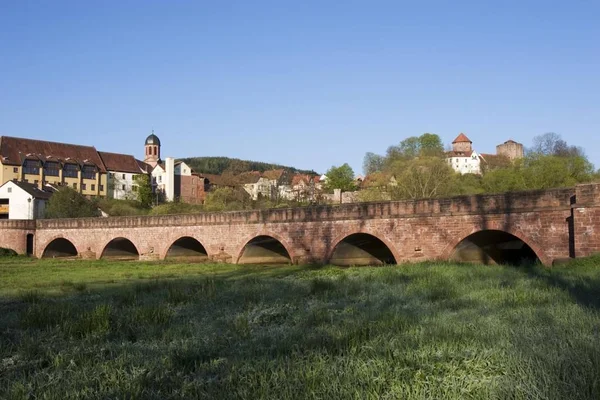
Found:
178,156 -> 318,175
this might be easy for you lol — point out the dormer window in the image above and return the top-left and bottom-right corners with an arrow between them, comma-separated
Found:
44,161 -> 60,176
82,165 -> 96,180
23,160 -> 40,175
63,164 -> 78,178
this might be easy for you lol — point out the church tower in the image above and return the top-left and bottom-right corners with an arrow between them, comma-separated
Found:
144,131 -> 161,167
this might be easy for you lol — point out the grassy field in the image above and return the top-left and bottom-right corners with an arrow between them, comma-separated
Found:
2,256 -> 600,399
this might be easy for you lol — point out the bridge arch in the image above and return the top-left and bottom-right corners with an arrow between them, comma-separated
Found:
100,237 -> 140,260
328,231 -> 398,266
235,233 -> 294,265
41,237 -> 78,258
443,227 -> 547,265
163,236 -> 209,261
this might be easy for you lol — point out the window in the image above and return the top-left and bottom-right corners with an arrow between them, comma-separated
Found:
73,183 -> 77,189
63,164 -> 78,178
91,184 -> 95,191
7,187 -> 11,193
133,185 -> 138,192
109,172 -> 114,178
99,185 -> 104,191
82,183 -> 87,190
13,167 -> 18,173
122,184 -> 126,190
23,160 -> 40,175
43,161 -> 60,177
158,176 -> 162,183
122,173 -> 126,179
82,165 -> 96,180
153,147 -> 157,156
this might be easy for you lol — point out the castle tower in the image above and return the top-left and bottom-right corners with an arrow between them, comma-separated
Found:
452,133 -> 473,153
496,139 -> 524,160
144,131 -> 161,167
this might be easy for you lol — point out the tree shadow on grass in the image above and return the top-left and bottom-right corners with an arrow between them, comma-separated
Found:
2,262 -> 600,399
510,256 -> 600,311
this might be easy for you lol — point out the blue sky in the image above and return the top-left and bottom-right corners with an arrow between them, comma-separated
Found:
1,1 -> 599,175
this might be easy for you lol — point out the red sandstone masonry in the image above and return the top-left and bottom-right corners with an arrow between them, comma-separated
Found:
1,184 -> 598,265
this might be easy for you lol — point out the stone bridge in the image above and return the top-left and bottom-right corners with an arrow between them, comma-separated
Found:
1,183 -> 599,266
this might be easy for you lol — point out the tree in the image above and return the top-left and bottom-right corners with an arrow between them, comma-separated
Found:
363,152 -> 385,175
521,154 -> 593,189
45,187 -> 99,218
134,174 -> 153,208
418,133 -> 444,156
384,133 -> 445,166
204,187 -> 252,211
388,157 -> 455,200
323,163 -> 357,192
530,132 -> 585,158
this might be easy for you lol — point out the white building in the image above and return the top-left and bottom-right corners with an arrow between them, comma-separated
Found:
446,133 -> 482,175
98,151 -> 152,200
0,180 -> 54,219
150,157 -> 175,202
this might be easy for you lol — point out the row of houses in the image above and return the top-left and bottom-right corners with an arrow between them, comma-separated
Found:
0,132 -> 524,218
0,132 -> 331,219
0,132 -> 212,219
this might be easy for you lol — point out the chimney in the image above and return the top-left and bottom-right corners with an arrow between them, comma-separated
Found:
165,157 -> 175,202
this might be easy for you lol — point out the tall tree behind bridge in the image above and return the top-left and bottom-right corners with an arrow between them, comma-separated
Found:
45,187 -> 99,218
323,164 -> 357,193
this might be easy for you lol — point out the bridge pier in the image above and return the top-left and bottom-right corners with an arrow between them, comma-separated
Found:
573,183 -> 600,258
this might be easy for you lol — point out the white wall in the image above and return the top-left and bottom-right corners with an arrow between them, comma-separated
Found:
107,171 -> 139,200
174,162 -> 192,176
165,157 -> 175,202
0,181 -> 43,219
447,151 -> 482,175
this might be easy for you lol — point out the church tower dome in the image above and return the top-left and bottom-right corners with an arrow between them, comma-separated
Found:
144,130 -> 161,167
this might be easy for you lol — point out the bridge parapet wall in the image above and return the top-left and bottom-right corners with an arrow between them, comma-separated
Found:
34,186 -> 575,230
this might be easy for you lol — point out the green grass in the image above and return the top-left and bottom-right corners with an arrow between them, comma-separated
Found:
2,256 -> 600,399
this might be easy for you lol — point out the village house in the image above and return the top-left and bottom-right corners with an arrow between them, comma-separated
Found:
446,133 -> 483,175
99,151 -> 152,200
0,180 -> 55,219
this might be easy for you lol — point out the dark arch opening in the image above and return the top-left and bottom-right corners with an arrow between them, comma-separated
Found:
26,234 -> 34,256
238,235 -> 292,265
165,237 -> 208,261
450,230 -> 540,265
330,233 -> 396,266
101,238 -> 139,260
42,238 -> 77,258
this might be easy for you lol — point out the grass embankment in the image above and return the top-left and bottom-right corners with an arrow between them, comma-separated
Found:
2,256 -> 600,399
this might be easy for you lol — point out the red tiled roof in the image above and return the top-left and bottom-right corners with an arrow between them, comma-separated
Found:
262,169 -> 285,180
361,172 -> 394,188
98,151 -> 146,174
1,180 -> 55,200
236,171 -> 262,184
0,136 -> 107,172
452,133 -> 472,144
136,159 -> 153,174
